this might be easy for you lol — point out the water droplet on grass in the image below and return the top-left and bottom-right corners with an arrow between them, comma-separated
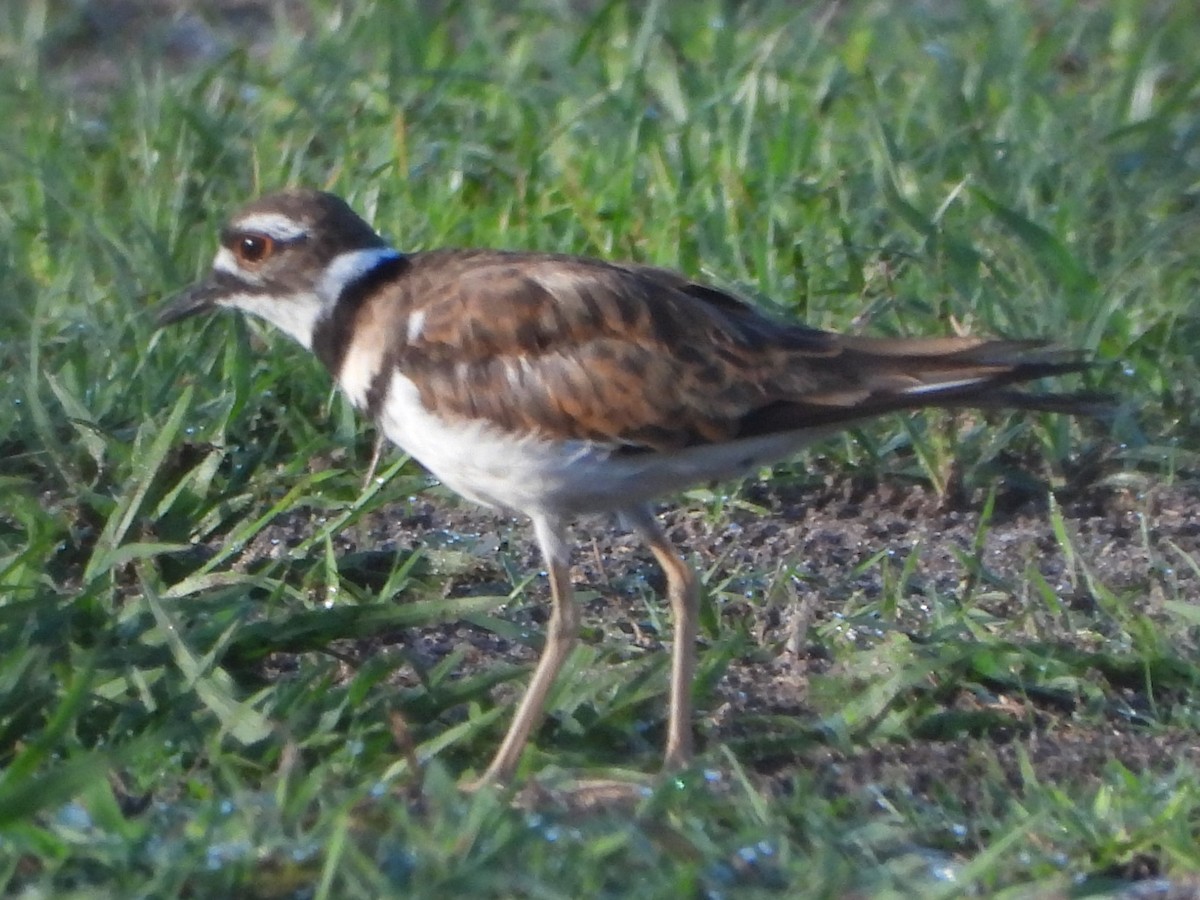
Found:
55,802 -> 92,831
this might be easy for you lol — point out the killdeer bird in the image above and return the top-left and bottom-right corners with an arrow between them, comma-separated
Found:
158,189 -> 1103,786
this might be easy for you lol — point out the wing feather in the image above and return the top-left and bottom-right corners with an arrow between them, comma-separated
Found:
382,250 -> 1096,450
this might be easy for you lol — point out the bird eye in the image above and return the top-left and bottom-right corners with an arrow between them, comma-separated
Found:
233,232 -> 275,265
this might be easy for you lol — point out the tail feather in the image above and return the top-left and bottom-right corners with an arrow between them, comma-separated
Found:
950,388 -> 1116,418
737,337 -> 1111,438
839,337 -> 1090,378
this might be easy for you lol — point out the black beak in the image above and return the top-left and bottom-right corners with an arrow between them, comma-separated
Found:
155,278 -> 223,328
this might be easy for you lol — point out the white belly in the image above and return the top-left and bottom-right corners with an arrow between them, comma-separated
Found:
378,372 -> 817,518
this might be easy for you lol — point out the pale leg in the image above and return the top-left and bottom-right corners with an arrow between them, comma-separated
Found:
473,515 -> 578,786
626,507 -> 699,772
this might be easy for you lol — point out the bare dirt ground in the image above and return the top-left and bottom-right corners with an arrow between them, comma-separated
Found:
44,2 -> 1200,883
244,472 -> 1200,829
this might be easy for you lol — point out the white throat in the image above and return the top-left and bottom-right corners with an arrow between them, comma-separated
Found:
212,245 -> 403,351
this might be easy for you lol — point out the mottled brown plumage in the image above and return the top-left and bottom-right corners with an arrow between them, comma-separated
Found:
320,249 -> 1096,453
157,188 -> 1108,789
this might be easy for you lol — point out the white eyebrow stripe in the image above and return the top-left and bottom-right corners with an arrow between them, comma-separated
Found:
232,212 -> 309,241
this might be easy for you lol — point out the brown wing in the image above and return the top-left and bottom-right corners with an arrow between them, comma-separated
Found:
388,250 -> 1098,450
388,250 -> 831,448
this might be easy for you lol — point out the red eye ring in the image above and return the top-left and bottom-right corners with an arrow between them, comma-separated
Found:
233,232 -> 275,265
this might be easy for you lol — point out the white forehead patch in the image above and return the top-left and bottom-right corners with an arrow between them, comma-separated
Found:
212,246 -> 266,285
232,212 -> 309,241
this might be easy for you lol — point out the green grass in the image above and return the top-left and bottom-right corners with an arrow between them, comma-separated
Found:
2,0 -> 1199,895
